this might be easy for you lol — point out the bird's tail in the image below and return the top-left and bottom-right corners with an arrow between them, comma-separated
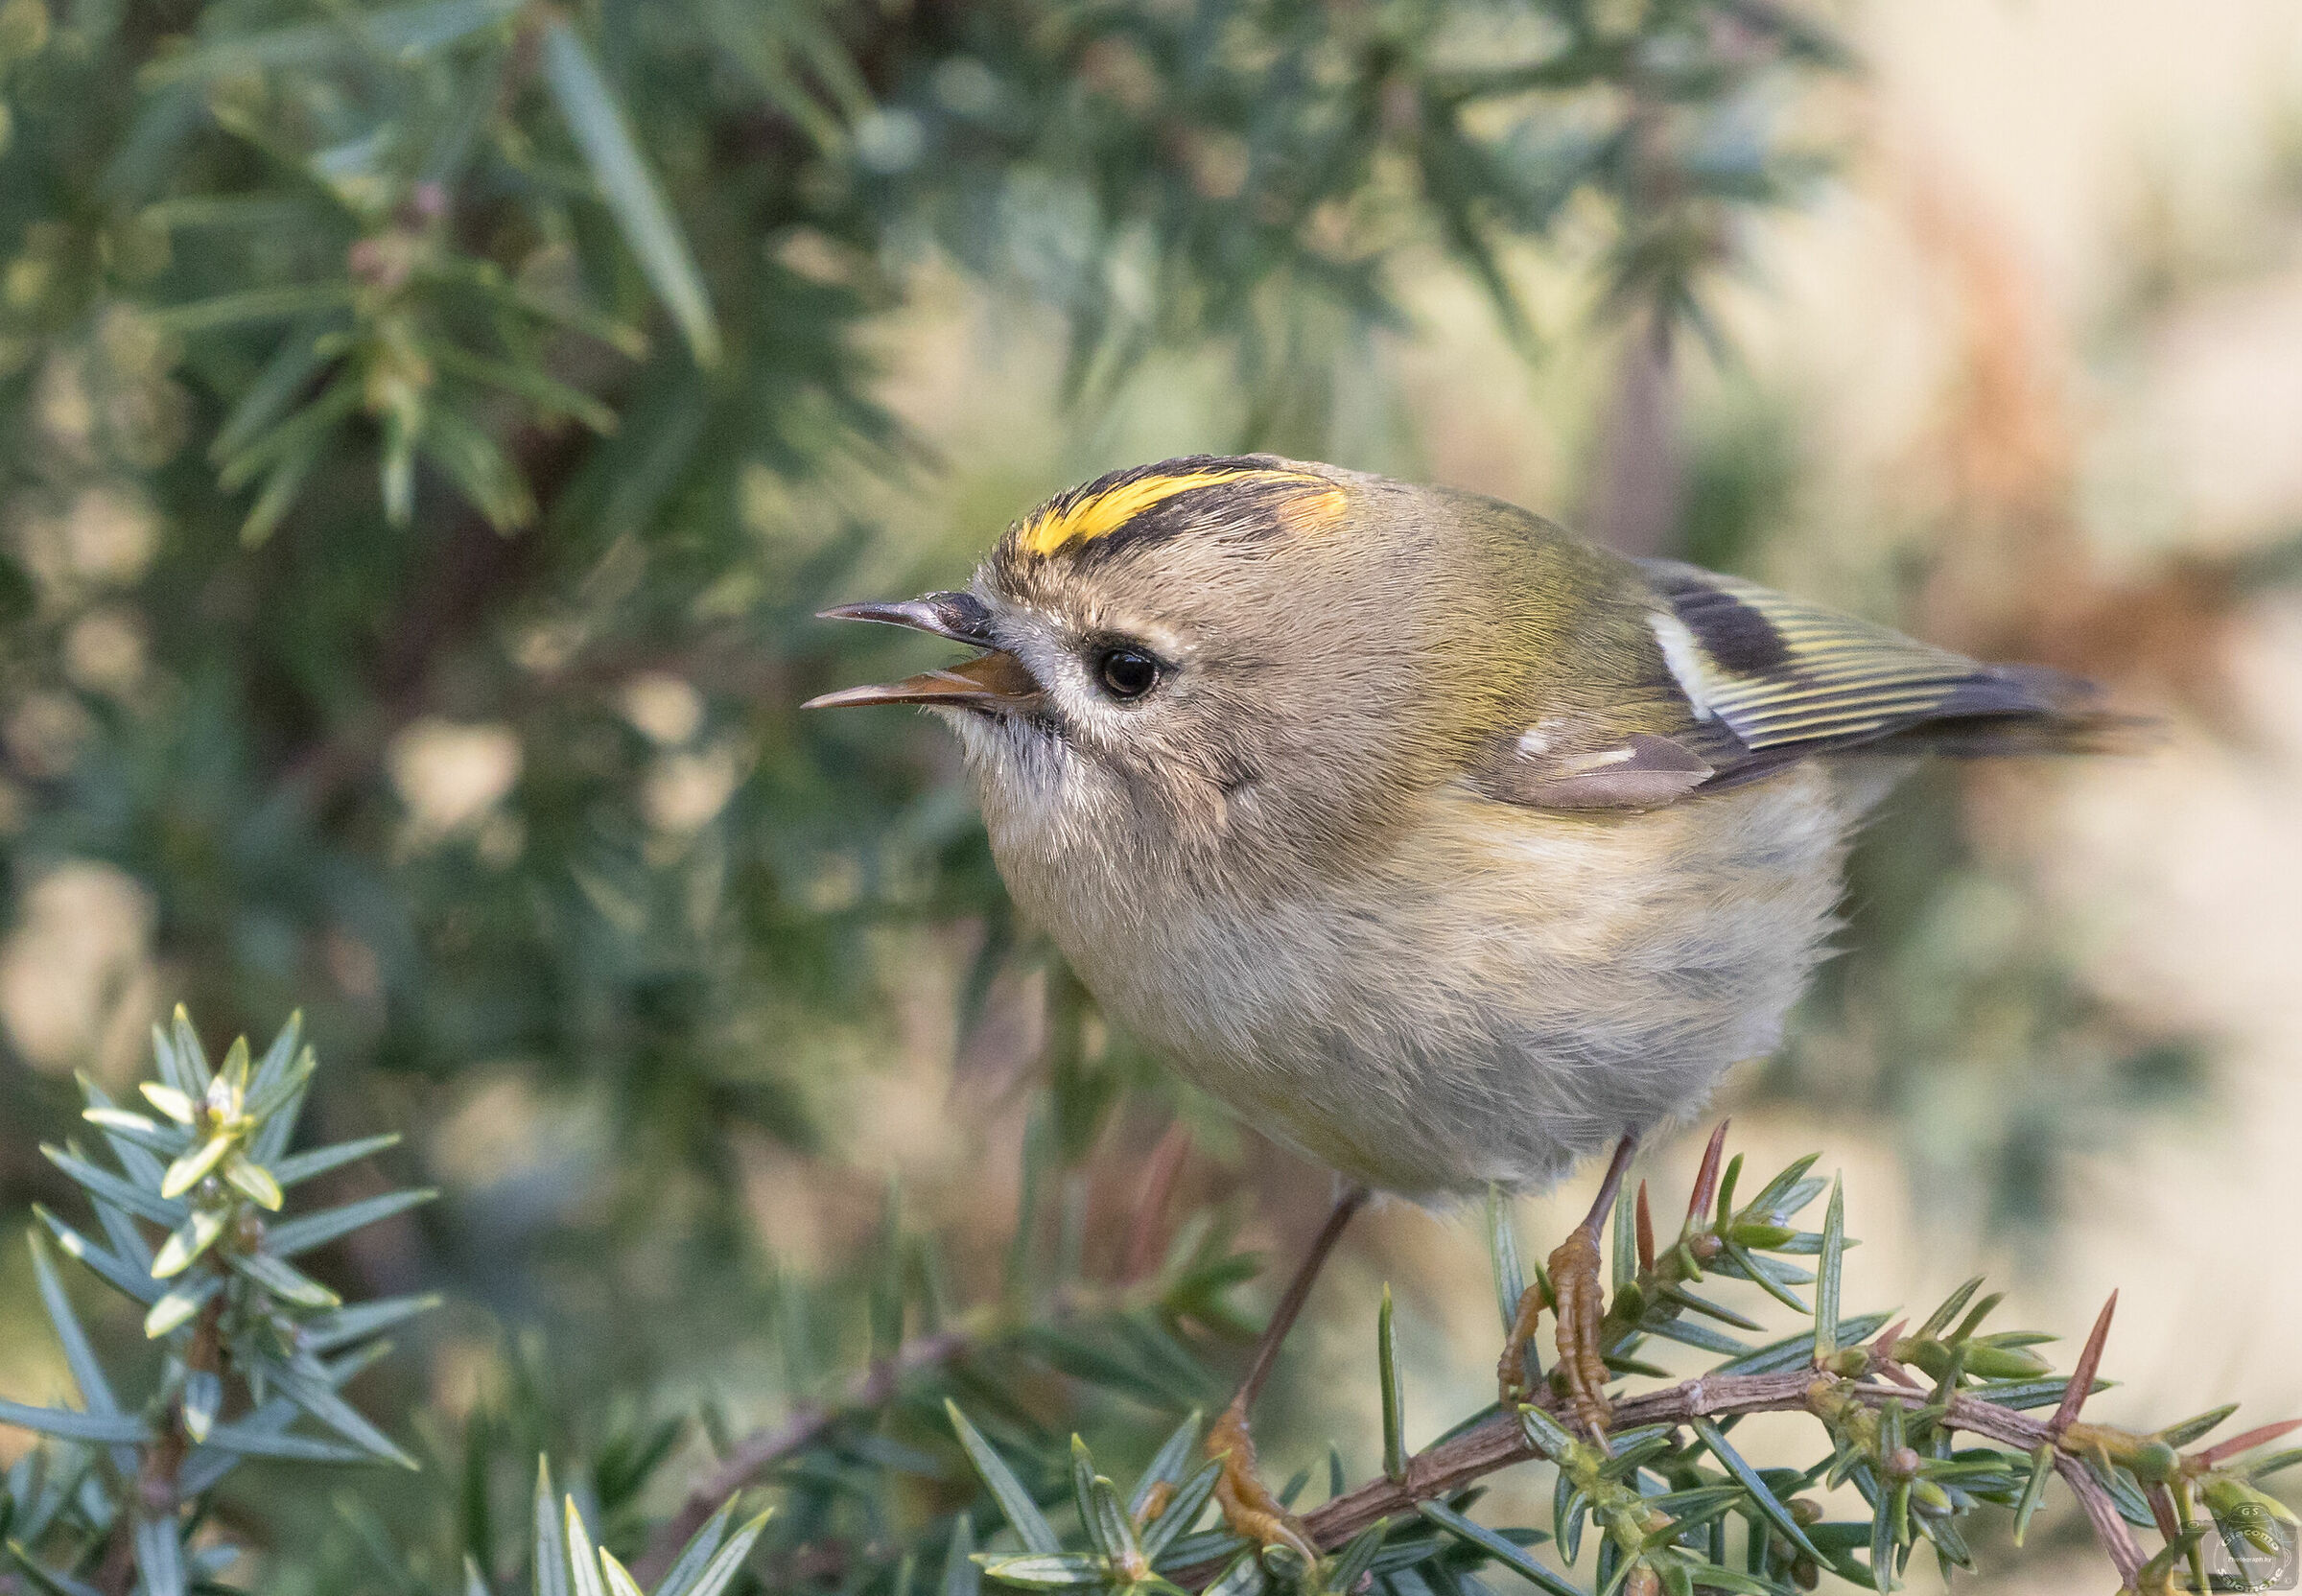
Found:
1873,663 -> 2155,759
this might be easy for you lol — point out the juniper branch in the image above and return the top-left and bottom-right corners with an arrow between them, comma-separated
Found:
1163,1349 -> 2220,1591
90,1295 -> 227,1596
1121,1135 -> 2294,1596
631,1326 -> 975,1586
631,1267 -> 1207,1585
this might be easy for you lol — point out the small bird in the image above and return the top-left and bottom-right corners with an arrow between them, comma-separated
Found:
808,455 -> 2124,1550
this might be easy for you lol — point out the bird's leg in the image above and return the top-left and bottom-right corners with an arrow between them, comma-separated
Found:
1210,1185 -> 1371,1561
1547,1133 -> 1638,1438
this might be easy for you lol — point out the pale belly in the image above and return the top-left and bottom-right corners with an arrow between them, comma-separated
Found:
995,765 -> 1861,1201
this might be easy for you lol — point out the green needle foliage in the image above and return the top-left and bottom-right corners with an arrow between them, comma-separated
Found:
1,1006 -> 1281,1595
2,1024 -> 2298,1596
534,1459 -> 767,1596
3,1010 -> 436,1596
942,1130 -> 2300,1596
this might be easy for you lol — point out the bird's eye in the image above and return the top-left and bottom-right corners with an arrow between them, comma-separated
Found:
1095,647 -> 1161,701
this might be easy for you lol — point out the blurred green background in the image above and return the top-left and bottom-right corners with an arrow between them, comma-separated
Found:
2,0 -> 2300,1589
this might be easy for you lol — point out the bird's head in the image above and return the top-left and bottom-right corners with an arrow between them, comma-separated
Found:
807,456 -> 1485,878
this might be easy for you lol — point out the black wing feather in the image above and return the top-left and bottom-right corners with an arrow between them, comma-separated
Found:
1639,559 -> 2121,789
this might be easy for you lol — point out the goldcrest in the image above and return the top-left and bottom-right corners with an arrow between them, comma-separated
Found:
810,457 -> 2123,1200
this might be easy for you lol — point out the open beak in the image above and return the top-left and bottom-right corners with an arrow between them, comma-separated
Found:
803,592 -> 1044,714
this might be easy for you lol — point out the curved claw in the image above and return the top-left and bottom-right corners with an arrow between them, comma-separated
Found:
1498,1282 -> 1546,1410
1209,1399 -> 1319,1566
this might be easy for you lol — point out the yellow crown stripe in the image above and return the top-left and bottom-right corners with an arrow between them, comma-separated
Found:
1015,468 -> 1326,558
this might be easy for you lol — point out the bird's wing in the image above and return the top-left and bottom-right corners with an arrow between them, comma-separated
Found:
1468,558 -> 2116,811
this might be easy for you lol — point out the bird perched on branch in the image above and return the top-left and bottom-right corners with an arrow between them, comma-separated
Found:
808,455 -> 2128,1554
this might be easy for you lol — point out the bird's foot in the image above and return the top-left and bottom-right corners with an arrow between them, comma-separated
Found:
1208,1398 -> 1318,1565
1546,1132 -> 1641,1439
1546,1221 -> 1613,1436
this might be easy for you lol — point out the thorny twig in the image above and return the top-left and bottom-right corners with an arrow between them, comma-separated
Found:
683,1127 -> 2296,1596
631,1328 -> 973,1586
1150,1135 -> 2292,1596
632,1270 -> 1195,1585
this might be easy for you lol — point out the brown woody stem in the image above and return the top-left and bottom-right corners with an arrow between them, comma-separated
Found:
96,1297 -> 226,1596
629,1326 -> 974,1586
2057,1453 -> 2147,1585
630,1274 -> 1183,1585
